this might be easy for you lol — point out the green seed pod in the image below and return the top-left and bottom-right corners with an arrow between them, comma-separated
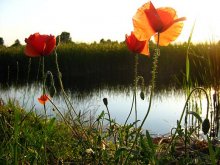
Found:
202,118 -> 210,135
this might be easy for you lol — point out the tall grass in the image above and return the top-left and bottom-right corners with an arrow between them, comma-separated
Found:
0,41 -> 220,89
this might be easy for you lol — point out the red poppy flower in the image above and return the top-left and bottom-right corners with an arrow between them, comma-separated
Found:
125,32 -> 149,56
24,33 -> 56,57
132,1 -> 186,51
38,94 -> 49,105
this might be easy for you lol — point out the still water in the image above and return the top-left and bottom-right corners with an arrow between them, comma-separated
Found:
0,83 -> 209,135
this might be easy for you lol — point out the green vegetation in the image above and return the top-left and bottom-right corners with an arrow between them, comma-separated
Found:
0,40 -> 220,164
0,41 -> 219,89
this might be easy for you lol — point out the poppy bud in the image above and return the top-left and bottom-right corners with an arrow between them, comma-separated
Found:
103,98 -> 108,106
202,118 -> 210,135
140,91 -> 145,100
213,92 -> 216,103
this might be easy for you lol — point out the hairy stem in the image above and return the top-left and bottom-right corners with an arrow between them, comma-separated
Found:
124,33 -> 160,164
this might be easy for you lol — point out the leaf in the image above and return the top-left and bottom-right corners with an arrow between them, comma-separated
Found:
47,117 -> 56,132
215,147 -> 220,159
186,20 -> 195,84
207,135 -> 216,164
114,147 -> 128,163
186,55 -> 190,83
187,111 -> 202,123
96,111 -> 105,121
145,130 -> 154,150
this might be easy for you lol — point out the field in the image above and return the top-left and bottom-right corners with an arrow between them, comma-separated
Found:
0,41 -> 220,164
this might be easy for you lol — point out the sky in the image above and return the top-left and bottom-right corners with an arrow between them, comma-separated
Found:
1,0 -> 220,46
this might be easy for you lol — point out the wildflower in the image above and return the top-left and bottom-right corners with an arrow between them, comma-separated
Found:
24,33 -> 56,57
132,1 -> 186,54
85,148 -> 94,154
125,31 -> 149,55
38,94 -> 49,105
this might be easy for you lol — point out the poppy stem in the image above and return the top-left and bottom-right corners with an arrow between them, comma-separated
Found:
156,33 -> 160,48
54,49 -> 89,141
124,93 -> 135,126
134,54 -> 138,129
47,97 -> 82,139
41,56 -> 48,164
124,53 -> 139,127
42,56 -> 45,94
165,87 -> 209,154
139,32 -> 160,129
124,34 -> 160,164
54,50 -> 78,117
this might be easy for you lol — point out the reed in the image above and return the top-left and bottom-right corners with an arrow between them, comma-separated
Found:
0,42 -> 220,88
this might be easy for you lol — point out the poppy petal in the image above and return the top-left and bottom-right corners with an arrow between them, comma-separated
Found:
38,99 -> 46,105
154,21 -> 184,46
132,2 -> 155,41
140,42 -> 150,56
144,2 -> 163,32
43,35 -> 56,56
125,32 -> 148,55
156,7 -> 176,32
25,33 -> 47,55
38,94 -> 49,105
24,33 -> 56,57
24,44 -> 41,57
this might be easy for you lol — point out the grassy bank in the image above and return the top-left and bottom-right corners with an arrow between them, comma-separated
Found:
1,96 -> 220,164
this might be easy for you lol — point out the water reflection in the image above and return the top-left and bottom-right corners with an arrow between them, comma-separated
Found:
0,83 -> 209,135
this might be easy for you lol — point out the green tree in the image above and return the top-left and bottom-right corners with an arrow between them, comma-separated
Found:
11,39 -> 21,47
59,32 -> 72,43
99,38 -> 112,44
100,38 -> 105,43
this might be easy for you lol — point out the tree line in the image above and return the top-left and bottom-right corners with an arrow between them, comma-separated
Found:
0,31 -> 121,47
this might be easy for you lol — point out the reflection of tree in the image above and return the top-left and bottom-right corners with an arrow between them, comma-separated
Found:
0,37 -> 4,46
57,32 -> 72,43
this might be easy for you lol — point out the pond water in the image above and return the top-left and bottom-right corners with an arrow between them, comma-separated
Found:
0,83 -> 210,136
